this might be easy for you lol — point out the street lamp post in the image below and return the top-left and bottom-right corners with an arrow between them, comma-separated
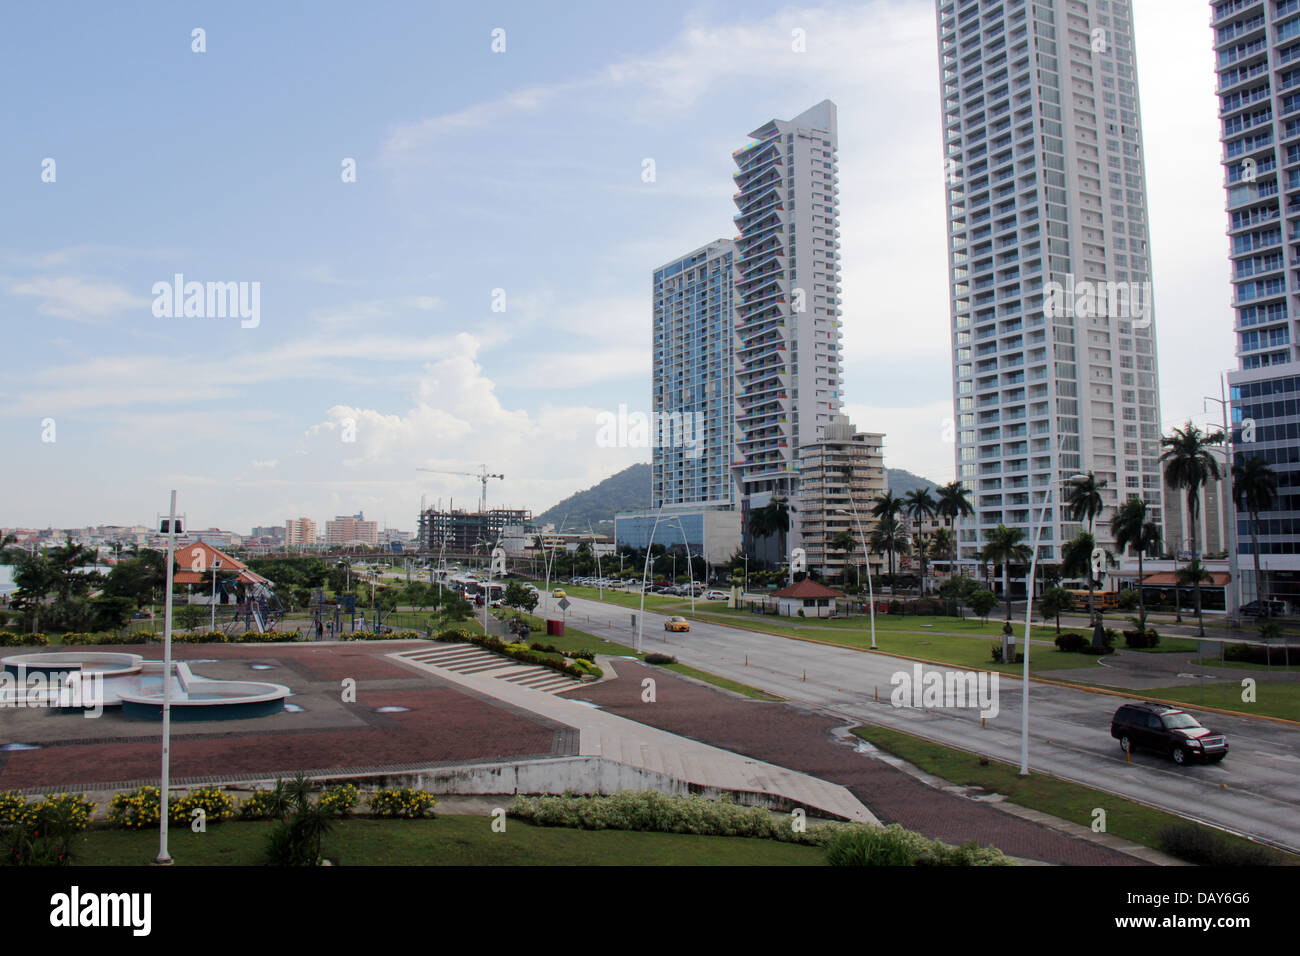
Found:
1020,473 -> 1089,776
156,490 -> 182,865
1206,377 -> 1241,619
634,513 -> 692,650
835,508 -> 876,650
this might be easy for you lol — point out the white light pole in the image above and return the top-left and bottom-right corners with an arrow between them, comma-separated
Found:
542,514 -> 570,614
1206,376 -> 1241,618
1020,473 -> 1089,776
636,513 -> 666,654
667,516 -> 695,615
156,490 -> 181,865
836,508 -> 876,650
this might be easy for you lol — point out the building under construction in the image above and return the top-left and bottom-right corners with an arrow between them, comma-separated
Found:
417,508 -> 532,553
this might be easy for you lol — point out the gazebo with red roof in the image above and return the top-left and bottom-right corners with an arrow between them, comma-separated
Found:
771,578 -> 843,618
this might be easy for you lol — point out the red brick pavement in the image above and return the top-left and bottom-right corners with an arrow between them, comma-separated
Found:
571,661 -> 1139,865
0,641 -> 562,790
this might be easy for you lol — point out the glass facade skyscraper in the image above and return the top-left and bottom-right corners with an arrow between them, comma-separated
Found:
937,0 -> 1163,568
652,239 -> 737,510
1214,0 -> 1300,606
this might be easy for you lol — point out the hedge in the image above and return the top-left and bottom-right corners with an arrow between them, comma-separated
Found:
434,630 -> 602,680
0,631 -> 49,648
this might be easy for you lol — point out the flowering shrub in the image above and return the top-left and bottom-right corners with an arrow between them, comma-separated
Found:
319,784 -> 359,818
508,792 -> 829,844
172,630 -> 229,644
107,786 -> 160,829
20,793 -> 96,832
171,787 -> 238,825
0,631 -> 49,647
0,791 -> 27,824
240,787 -> 290,821
341,630 -> 422,642
368,788 -> 437,819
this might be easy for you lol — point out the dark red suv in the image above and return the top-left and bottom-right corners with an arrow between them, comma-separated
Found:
1110,701 -> 1228,765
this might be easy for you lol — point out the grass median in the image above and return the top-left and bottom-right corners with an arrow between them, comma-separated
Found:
70,815 -> 826,866
851,724 -> 1296,864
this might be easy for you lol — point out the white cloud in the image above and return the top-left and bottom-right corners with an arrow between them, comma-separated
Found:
8,275 -> 150,320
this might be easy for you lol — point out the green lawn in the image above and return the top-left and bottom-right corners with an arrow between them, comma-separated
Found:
682,611 -> 1101,676
851,725 -> 1296,865
70,816 -> 826,866
1135,680 -> 1300,723
551,583 -> 691,612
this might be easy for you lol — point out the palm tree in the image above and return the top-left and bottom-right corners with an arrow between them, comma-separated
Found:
904,489 -> 938,593
931,526 -> 955,583
828,529 -> 858,587
1161,421 -> 1225,635
936,481 -> 974,579
1065,471 -> 1107,623
869,516 -> 908,587
1233,455 -> 1278,615
1110,497 -> 1162,636
871,492 -> 905,585
981,524 -> 1032,621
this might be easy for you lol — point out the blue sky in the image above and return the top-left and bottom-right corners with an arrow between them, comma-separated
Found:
0,1 -> 1233,532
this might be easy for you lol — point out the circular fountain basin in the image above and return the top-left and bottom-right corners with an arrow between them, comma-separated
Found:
118,676 -> 290,721
1,650 -> 143,679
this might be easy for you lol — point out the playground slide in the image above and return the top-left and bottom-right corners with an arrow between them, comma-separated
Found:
251,603 -> 266,633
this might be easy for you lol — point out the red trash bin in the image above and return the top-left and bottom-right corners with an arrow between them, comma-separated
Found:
546,619 -> 565,636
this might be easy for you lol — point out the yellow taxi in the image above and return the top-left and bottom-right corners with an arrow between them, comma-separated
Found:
551,589 -> 567,599
663,616 -> 691,633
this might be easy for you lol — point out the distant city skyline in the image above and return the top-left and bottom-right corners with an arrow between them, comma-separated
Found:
1,1 -> 1233,531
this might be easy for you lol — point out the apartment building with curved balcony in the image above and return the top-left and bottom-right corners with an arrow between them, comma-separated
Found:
937,0 -> 1163,577
730,99 -> 844,556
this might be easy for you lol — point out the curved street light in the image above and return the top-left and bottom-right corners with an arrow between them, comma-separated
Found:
834,507 -> 876,650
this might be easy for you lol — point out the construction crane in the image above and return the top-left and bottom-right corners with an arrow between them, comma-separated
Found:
416,465 -> 503,514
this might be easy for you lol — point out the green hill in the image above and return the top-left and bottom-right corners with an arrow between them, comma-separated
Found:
535,463 -> 650,533
886,468 -> 941,496
535,463 -> 943,535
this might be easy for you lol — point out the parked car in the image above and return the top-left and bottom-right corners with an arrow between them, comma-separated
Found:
1110,701 -> 1228,765
1241,599 -> 1286,617
663,616 -> 691,633
704,590 -> 729,601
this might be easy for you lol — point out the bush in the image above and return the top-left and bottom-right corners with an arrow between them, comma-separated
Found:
0,792 -> 26,825
644,653 -> 677,665
967,590 -> 998,621
1116,588 -> 1139,611
1122,629 -> 1160,649
0,631 -> 48,647
319,784 -> 360,819
233,630 -> 298,643
508,792 -> 834,845
1158,823 -> 1280,866
1224,643 -> 1273,665
240,785 -> 291,822
1054,632 -> 1088,652
171,787 -> 238,826
172,630 -> 229,644
990,646 -> 1024,664
368,788 -> 437,819
1079,644 -> 1115,655
1,794 -> 94,867
825,824 -> 1011,867
888,600 -> 903,615
107,785 -> 161,829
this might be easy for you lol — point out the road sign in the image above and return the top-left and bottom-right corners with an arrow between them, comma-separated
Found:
557,598 -> 571,611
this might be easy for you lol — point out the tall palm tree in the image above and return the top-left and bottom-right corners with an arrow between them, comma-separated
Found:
869,516 -> 908,586
936,481 -> 974,579
1110,497 -> 1162,636
828,529 -> 858,587
1233,455 -> 1278,614
981,524 -> 1032,621
871,492 -> 904,585
930,526 -> 955,582
1065,471 -> 1107,622
1161,421 -> 1225,636
904,488 -> 938,594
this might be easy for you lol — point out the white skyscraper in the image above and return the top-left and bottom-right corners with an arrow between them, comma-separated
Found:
937,0 -> 1163,572
731,100 -> 844,556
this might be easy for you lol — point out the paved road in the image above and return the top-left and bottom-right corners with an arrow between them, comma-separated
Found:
543,593 -> 1300,852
